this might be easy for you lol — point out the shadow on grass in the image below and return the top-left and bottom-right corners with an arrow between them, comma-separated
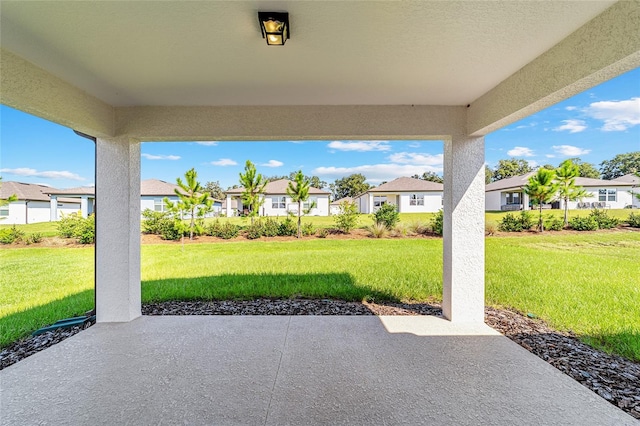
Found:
142,272 -> 397,304
0,289 -> 94,348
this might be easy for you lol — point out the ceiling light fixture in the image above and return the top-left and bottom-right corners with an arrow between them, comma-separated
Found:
258,12 -> 289,46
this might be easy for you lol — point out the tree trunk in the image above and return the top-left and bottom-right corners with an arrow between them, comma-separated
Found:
189,207 -> 195,240
297,200 -> 302,238
563,196 -> 569,228
538,203 -> 544,232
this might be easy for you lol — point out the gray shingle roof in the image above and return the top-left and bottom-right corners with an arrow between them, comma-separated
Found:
140,179 -> 183,196
368,177 -> 443,192
226,179 -> 330,195
485,172 -> 636,192
46,186 -> 95,196
612,173 -> 639,185
0,181 -> 58,201
331,197 -> 353,206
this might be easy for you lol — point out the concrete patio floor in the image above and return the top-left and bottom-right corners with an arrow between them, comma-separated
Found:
1,316 -> 635,425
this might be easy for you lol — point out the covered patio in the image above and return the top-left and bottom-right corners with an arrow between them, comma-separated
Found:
1,1 -> 639,423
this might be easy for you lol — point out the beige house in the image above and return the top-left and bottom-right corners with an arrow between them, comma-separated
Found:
225,179 -> 330,217
354,177 -> 444,214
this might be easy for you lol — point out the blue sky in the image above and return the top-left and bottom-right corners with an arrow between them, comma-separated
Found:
1,67 -> 639,190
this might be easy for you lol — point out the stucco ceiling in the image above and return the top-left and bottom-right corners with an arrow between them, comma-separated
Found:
0,1 -> 616,107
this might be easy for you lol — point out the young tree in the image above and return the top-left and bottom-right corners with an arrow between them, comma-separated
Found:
555,160 -> 588,227
167,168 -> 211,240
286,171 -> 312,238
599,151 -> 640,180
239,160 -> 267,224
523,168 -> 558,232
485,165 -> 493,184
492,158 -> 533,181
333,200 -> 359,233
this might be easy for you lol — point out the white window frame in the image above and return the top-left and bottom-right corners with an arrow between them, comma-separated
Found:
272,196 -> 286,209
303,196 -> 317,210
0,206 -> 9,217
154,198 -> 166,212
409,194 -> 424,206
373,196 -> 386,208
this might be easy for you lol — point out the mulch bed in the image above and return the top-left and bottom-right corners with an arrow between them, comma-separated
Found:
1,299 -> 638,420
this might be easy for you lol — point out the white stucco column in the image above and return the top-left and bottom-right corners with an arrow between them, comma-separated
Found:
80,196 -> 89,218
226,194 -> 232,217
50,195 -> 58,221
96,136 -> 141,322
442,135 -> 485,323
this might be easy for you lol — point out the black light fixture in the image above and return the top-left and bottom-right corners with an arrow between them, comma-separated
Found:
258,12 -> 289,46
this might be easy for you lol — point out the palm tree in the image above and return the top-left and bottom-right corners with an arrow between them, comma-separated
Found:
286,171 -> 312,238
555,160 -> 588,227
239,160 -> 267,224
523,168 -> 558,232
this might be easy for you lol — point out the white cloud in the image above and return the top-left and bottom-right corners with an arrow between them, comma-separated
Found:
551,145 -> 591,156
565,106 -> 578,111
408,142 -> 421,148
210,158 -> 237,166
141,153 -> 181,160
553,119 -> 587,133
289,141 -> 305,144
261,160 -> 284,168
507,146 -> 535,157
388,152 -> 443,166
327,140 -> 391,152
0,167 -> 85,181
528,160 -> 539,169
584,97 -> 640,131
196,141 -> 218,146
313,163 -> 443,183
545,154 -> 556,158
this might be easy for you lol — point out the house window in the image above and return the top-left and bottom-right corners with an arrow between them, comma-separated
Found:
409,194 -> 424,206
272,196 -> 286,209
373,196 -> 386,207
505,192 -> 521,205
0,206 -> 8,217
154,198 -> 166,212
598,189 -> 616,202
303,196 -> 317,210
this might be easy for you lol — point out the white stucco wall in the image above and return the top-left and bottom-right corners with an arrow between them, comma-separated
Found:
261,195 -> 329,217
1,200 -> 80,224
565,187 -> 634,210
397,192 -> 443,213
484,191 -> 503,211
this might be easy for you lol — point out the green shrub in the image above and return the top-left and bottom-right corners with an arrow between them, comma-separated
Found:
498,211 -> 533,232
409,221 -> 430,235
26,232 -> 43,244
368,222 -> 388,238
141,209 -> 170,234
263,217 -> 281,237
627,212 -> 640,228
278,217 -> 297,237
302,222 -> 316,237
245,220 -> 264,240
0,226 -> 24,244
334,201 -> 359,234
569,216 -> 598,231
588,209 -> 619,229
159,219 -> 182,240
75,214 -> 95,244
57,213 -> 82,238
431,210 -> 443,236
373,203 -> 400,229
218,222 -> 239,239
544,215 -> 564,231
317,228 -> 329,238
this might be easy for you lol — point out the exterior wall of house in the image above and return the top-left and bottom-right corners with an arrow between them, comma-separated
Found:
565,187 -> 633,210
485,191 -> 502,211
141,195 -> 221,217
260,194 -> 330,217
1,200 -> 80,224
355,194 -> 369,214
397,192 -> 443,213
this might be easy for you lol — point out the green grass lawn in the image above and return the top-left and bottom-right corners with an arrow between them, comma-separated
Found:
1,230 -> 639,361
0,221 -> 59,237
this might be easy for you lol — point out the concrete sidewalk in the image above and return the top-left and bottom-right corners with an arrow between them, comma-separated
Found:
1,316 -> 635,425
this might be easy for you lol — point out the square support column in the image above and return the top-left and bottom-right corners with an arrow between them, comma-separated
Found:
50,196 -> 58,221
96,136 -> 141,322
442,135 -> 485,323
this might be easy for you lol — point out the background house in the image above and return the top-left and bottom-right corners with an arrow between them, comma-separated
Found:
354,177 -> 444,214
47,186 -> 95,220
612,173 -> 640,208
0,181 -> 81,225
330,197 -> 353,215
485,173 -> 637,211
225,179 -> 330,217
